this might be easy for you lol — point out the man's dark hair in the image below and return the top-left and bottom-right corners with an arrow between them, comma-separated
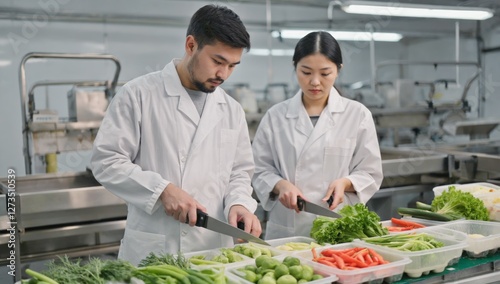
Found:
187,5 -> 251,51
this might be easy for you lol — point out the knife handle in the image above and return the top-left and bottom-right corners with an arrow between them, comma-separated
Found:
237,221 -> 245,230
297,196 -> 305,211
297,196 -> 333,209
186,209 -> 208,227
326,195 -> 334,207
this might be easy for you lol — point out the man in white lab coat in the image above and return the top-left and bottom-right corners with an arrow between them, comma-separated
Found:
91,5 -> 261,265
252,31 -> 383,240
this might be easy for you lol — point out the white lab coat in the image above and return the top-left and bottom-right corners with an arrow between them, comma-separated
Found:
252,88 -> 383,240
91,59 -> 257,266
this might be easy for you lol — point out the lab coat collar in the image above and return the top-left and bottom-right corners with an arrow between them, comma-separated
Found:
285,87 -> 346,119
162,59 -> 226,125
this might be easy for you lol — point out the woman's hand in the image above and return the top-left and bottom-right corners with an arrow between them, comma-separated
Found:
274,179 -> 305,213
323,178 -> 353,210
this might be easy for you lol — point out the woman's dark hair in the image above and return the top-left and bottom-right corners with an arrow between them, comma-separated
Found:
292,31 -> 342,70
187,5 -> 251,51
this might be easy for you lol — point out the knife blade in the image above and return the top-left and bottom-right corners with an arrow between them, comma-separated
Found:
297,196 -> 342,218
191,209 -> 270,246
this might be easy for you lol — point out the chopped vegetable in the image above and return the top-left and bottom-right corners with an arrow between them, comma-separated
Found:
310,204 -> 388,244
362,233 -> 444,252
391,218 -> 425,229
275,242 -> 321,251
311,247 -> 389,270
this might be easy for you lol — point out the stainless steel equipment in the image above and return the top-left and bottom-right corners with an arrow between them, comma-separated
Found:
19,52 -> 121,174
368,142 -> 500,220
368,147 -> 450,220
0,172 -> 126,266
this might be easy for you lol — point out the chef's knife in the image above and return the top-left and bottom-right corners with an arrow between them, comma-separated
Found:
297,196 -> 342,218
190,209 -> 270,246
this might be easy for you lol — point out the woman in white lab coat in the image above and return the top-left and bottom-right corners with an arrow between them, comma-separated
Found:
252,31 -> 383,240
91,5 -> 261,265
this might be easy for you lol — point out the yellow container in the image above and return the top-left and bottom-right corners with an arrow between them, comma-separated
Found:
45,153 -> 57,173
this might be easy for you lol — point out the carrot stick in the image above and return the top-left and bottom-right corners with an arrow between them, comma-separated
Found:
368,248 -> 386,264
330,253 -> 346,270
316,259 -> 338,268
333,252 -> 368,268
312,247 -> 319,260
391,217 -> 425,228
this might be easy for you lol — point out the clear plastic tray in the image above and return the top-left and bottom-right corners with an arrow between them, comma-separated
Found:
434,220 -> 500,258
293,243 -> 411,284
263,236 -> 324,253
184,248 -> 252,269
227,254 -> 338,284
230,242 -> 284,258
433,182 -> 500,197
353,227 -> 467,278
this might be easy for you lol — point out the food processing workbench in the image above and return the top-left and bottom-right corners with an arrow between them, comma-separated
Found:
395,250 -> 500,284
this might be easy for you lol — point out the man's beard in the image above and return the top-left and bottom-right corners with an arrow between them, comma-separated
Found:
187,53 -> 224,93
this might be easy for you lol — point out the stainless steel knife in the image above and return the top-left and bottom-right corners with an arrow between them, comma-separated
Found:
191,209 -> 270,246
297,196 -> 342,218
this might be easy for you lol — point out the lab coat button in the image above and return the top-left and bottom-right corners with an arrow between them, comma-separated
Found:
181,230 -> 187,236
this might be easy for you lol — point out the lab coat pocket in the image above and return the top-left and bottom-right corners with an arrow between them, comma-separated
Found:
118,228 -> 166,266
324,138 -> 355,156
323,138 -> 355,180
220,129 -> 238,181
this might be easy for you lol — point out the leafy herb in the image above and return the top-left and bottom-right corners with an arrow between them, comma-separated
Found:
99,259 -> 136,281
43,256 -> 105,284
310,203 -> 388,244
138,252 -> 190,268
431,186 -> 489,221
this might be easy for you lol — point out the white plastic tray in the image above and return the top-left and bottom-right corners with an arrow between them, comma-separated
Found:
434,220 -> 500,258
294,243 -> 411,284
230,242 -> 284,258
263,236 -> 324,253
433,182 -> 500,196
354,227 -> 467,278
227,254 -> 338,284
184,248 -> 252,269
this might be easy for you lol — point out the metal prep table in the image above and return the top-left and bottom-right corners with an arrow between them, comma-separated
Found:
0,172 -> 127,269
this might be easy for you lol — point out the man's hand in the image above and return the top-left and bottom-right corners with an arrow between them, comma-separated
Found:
274,179 -> 305,213
323,178 -> 353,210
228,205 -> 262,239
160,183 -> 206,226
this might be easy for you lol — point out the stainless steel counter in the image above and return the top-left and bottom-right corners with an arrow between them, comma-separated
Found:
0,172 -> 126,267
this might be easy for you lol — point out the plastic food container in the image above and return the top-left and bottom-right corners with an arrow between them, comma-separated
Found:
184,248 -> 252,269
434,220 -> 500,258
293,243 -> 411,284
263,236 -> 324,253
230,242 -> 284,258
433,182 -> 500,221
227,254 -> 338,284
354,227 -> 467,278
433,182 -> 500,196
